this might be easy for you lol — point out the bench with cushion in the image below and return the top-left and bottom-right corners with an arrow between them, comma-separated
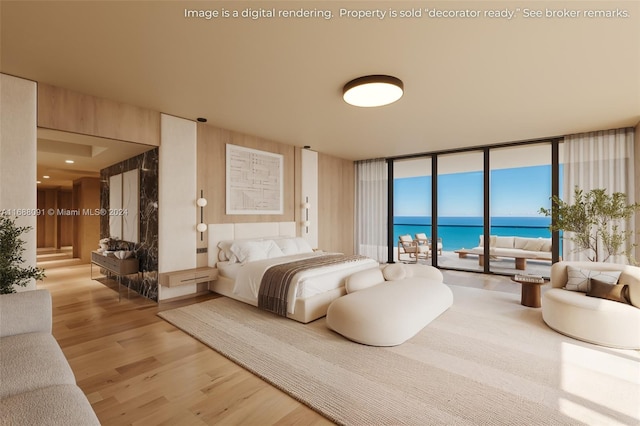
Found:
326,264 -> 453,346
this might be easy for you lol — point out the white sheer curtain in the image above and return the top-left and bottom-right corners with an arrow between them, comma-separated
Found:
355,159 -> 388,262
563,127 -> 635,262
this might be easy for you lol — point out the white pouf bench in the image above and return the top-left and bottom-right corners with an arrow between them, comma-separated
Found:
326,264 -> 453,346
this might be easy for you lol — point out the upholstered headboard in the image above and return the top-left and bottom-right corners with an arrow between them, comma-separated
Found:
208,222 -> 297,267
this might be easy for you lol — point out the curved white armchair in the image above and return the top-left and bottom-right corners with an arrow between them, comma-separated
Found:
542,261 -> 640,349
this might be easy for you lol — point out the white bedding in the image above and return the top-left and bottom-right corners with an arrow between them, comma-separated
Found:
227,252 -> 378,314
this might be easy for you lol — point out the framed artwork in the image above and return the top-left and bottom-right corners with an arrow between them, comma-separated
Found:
226,144 -> 283,215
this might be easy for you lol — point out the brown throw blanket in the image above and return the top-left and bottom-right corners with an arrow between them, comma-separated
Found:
258,254 -> 368,317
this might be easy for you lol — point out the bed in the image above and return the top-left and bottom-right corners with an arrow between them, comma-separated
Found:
208,222 -> 379,323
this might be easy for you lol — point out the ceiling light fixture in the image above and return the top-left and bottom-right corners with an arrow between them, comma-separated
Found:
65,160 -> 74,164
343,75 -> 404,107
43,175 -> 50,179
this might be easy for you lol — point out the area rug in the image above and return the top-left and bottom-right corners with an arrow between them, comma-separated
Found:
158,285 -> 640,425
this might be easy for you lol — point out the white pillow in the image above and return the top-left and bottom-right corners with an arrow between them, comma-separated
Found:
230,240 -> 284,264
496,236 -> 514,249
345,267 -> 385,293
479,235 -> 496,247
217,240 -> 234,261
293,237 -> 314,253
274,238 -> 299,255
540,238 -> 552,252
523,239 -> 545,251
382,264 -> 407,281
565,266 -> 621,293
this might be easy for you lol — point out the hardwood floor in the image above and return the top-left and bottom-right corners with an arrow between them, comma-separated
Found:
41,264 -> 331,425
40,264 -> 520,425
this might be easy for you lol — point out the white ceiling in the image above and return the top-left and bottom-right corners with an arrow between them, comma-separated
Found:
1,1 -> 639,161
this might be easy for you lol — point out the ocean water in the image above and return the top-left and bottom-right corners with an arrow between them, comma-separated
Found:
394,216 -> 551,251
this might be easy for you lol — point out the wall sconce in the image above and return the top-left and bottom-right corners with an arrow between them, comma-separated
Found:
196,190 -> 207,241
303,196 -> 310,234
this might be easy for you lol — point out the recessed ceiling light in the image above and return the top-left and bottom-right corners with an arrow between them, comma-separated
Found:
43,175 -> 50,179
343,75 -> 404,107
36,181 -> 41,184
197,117 -> 207,123
65,160 -> 74,164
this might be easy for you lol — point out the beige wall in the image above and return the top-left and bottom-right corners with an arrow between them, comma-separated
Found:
196,123 -> 356,260
196,123 -> 296,225
318,153 -> 355,254
158,114 -> 197,300
72,177 -> 101,263
0,74 -> 38,291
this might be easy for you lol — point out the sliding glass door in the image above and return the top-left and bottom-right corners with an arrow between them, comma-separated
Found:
489,144 -> 553,276
393,157 -> 433,265
436,151 -> 484,272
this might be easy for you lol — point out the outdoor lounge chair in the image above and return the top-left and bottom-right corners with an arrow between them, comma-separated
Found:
415,233 -> 443,256
398,234 -> 429,263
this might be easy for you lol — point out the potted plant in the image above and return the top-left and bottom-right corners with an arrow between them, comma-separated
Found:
540,187 -> 640,264
0,216 -> 46,294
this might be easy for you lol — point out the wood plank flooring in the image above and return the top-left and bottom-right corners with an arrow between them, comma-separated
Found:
40,264 -> 520,425
41,265 -> 331,425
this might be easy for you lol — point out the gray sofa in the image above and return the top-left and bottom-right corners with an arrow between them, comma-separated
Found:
0,289 -> 100,425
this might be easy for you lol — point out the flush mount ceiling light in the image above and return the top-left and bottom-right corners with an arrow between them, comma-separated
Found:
343,75 -> 404,107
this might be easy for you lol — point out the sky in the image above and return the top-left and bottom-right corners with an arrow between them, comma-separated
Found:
394,165 -> 554,217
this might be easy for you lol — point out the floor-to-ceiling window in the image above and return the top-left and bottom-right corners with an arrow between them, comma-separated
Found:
436,151 -> 484,272
389,140 -> 561,278
393,157 -> 433,265
489,144 -> 552,276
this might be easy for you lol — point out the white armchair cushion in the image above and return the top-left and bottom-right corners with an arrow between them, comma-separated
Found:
564,265 -> 621,292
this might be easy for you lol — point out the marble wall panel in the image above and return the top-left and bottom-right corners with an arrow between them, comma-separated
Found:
100,147 -> 158,301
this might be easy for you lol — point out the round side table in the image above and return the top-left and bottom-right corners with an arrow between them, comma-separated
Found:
511,275 -> 546,308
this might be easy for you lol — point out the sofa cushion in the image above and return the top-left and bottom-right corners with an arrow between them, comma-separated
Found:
586,278 -> 631,304
523,239 -> 545,251
565,266 -> 621,292
382,263 -> 406,281
0,332 -> 76,399
345,267 -> 384,293
479,235 -> 497,247
0,289 -> 52,337
0,384 -> 100,425
495,236 -> 514,248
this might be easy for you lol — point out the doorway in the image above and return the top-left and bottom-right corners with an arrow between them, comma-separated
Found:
36,128 -> 154,269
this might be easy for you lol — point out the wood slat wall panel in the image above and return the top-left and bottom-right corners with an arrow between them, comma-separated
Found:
37,83 -> 160,146
196,123 -> 295,224
196,124 -> 355,257
318,153 -> 355,254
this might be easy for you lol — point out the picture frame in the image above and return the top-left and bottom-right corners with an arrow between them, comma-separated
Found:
226,144 -> 283,215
